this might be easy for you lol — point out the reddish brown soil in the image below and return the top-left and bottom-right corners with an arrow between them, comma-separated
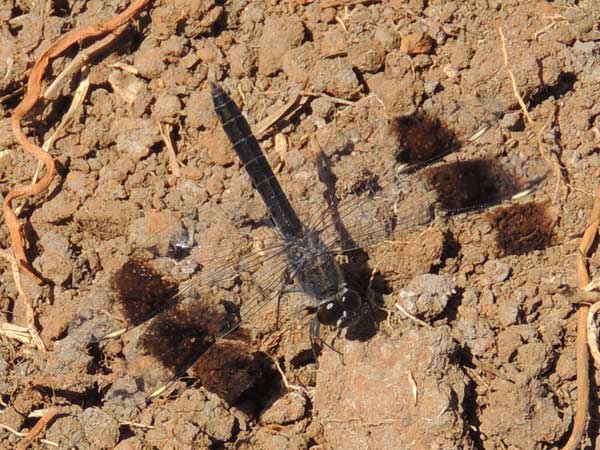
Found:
1,1 -> 600,449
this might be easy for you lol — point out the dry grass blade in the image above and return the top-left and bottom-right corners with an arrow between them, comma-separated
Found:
158,122 -> 182,177
394,303 -> 432,329
0,249 -> 45,351
586,301 -> 600,368
0,323 -> 33,345
255,92 -> 307,137
498,27 -> 565,198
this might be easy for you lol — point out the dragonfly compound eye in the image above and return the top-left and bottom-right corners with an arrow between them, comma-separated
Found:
316,290 -> 362,328
316,301 -> 344,326
342,290 -> 361,312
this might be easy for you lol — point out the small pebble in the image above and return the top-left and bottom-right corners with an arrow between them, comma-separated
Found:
483,260 -> 511,282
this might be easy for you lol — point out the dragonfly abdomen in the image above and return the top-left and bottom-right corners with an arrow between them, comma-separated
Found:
211,82 -> 304,241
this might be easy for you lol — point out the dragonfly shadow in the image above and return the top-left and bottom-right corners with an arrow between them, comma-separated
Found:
315,150 -> 388,343
310,111 -> 462,342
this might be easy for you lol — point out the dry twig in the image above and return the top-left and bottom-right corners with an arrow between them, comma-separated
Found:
15,70 -> 91,216
0,422 -> 58,448
255,92 -> 309,138
4,0 -> 150,284
562,187 -> 600,450
394,302 -> 432,329
15,407 -> 58,450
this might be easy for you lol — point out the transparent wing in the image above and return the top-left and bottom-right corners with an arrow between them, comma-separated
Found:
66,126 -> 548,411
66,204 -> 295,409
305,144 -> 549,258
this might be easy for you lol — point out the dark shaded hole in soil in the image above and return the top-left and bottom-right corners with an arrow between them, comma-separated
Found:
117,424 -> 136,443
440,287 -> 464,324
55,321 -> 71,342
529,72 -> 576,109
145,140 -> 165,159
10,4 -> 25,18
303,22 -> 314,42
314,151 -> 387,343
425,158 -> 527,213
352,67 -> 369,96
50,0 -> 71,17
454,346 -> 486,449
209,14 -> 230,41
8,6 -> 25,36
0,82 -> 24,109
87,341 -> 112,375
7,23 -> 22,37
486,202 -> 555,256
290,349 -> 316,368
462,376 -> 485,450
431,230 -> 460,274
55,157 -> 71,178
34,384 -> 104,409
391,111 -> 458,169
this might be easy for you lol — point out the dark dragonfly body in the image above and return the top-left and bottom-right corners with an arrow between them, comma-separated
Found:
211,82 -> 362,335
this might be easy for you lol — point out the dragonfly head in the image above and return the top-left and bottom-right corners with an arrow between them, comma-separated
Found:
316,288 -> 362,328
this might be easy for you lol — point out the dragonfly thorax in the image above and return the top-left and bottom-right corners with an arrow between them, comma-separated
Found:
285,228 -> 361,328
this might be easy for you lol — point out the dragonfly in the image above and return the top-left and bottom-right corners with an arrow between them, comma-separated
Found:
68,81 -> 546,409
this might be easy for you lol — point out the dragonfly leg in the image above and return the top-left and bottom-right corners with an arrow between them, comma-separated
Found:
275,271 -> 300,327
309,317 -> 344,366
